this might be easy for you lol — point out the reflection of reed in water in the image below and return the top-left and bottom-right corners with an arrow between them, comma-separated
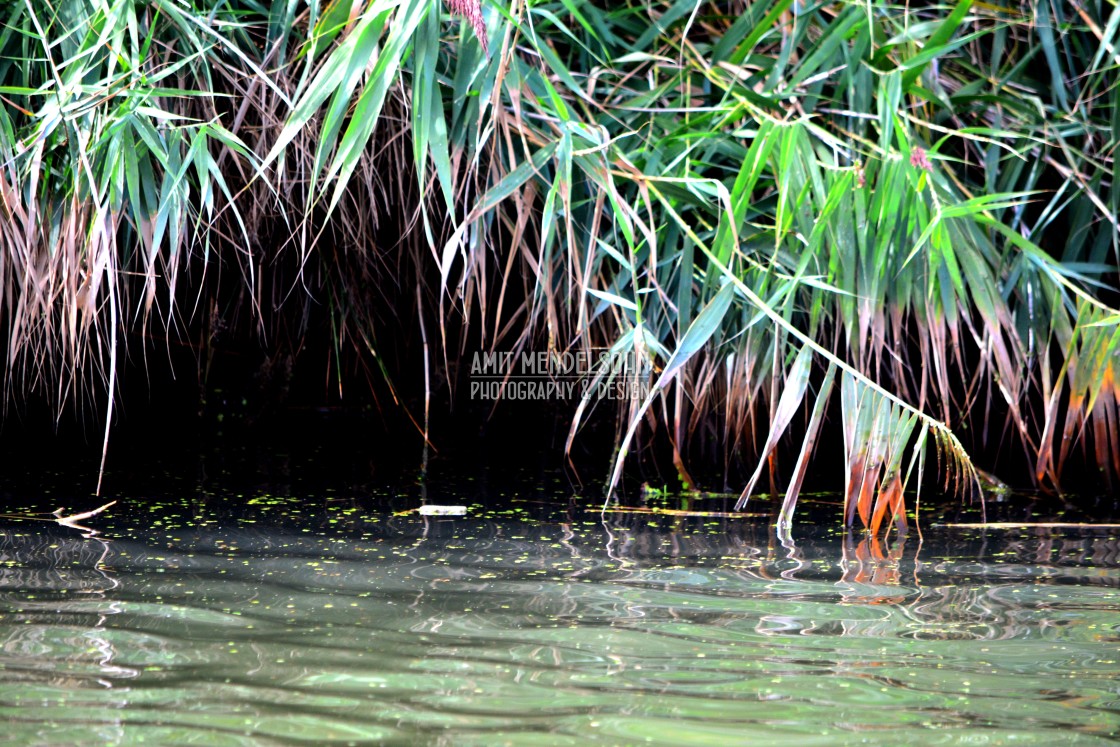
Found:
594,511 -> 1120,641
0,530 -> 116,595
598,508 -> 1120,579
836,532 -> 911,605
0,527 -> 133,691
1000,533 -> 1120,581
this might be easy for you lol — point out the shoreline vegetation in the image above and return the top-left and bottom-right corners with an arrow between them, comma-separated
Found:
1,0 -> 1118,527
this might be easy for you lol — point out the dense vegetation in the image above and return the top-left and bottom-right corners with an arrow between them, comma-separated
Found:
1,0 -> 1118,527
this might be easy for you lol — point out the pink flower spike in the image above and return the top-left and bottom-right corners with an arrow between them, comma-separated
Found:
910,146 -> 933,173
445,0 -> 488,55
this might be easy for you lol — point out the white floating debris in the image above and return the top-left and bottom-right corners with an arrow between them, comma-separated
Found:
418,505 -> 467,516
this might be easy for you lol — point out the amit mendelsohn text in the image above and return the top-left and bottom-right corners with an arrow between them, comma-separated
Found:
469,350 -> 651,401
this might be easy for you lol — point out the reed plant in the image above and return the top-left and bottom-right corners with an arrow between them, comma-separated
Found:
2,0 -> 1118,526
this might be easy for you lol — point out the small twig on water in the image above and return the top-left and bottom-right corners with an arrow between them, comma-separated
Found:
52,499 -> 117,535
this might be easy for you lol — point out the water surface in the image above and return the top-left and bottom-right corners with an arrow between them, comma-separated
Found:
0,487 -> 1117,745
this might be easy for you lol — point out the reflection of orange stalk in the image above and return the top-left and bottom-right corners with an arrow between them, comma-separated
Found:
870,535 -> 903,587
840,535 -> 908,605
852,536 -> 872,584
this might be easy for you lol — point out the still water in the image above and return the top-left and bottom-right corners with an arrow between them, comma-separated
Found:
0,485 -> 1117,745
